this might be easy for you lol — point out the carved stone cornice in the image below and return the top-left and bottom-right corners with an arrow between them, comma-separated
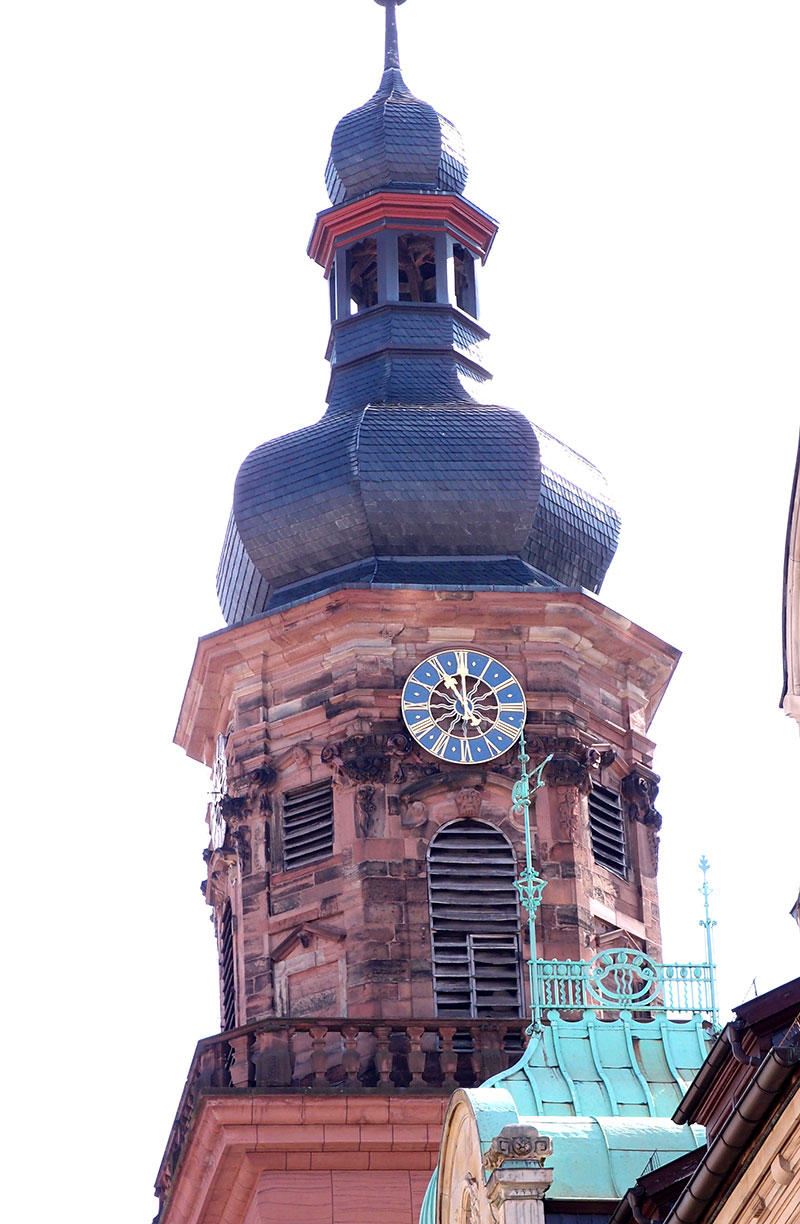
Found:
527,735 -> 616,795
321,730 -> 412,785
622,765 -> 662,828
225,766 -> 277,823
204,846 -> 236,909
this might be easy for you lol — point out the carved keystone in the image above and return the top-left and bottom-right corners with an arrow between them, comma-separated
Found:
483,1125 -> 553,1171
484,1126 -> 554,1224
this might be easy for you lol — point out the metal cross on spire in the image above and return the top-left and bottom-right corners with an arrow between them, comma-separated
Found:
374,0 -> 407,71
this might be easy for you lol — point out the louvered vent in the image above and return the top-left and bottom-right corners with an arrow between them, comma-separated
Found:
589,785 -> 626,877
220,899 -> 236,1031
428,819 -> 522,1019
283,781 -> 334,871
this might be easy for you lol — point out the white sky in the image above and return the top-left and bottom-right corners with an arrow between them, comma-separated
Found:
3,2 -> 799,1220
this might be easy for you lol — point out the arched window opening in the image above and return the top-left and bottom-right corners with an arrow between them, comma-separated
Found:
399,233 -> 437,302
348,237 -> 378,311
453,244 -> 477,317
428,819 -> 522,1019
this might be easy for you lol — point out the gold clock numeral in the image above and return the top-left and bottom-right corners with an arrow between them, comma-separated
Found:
403,701 -> 429,710
460,739 -> 474,764
454,649 -> 470,675
431,731 -> 450,757
430,655 -> 459,691
494,720 -> 521,739
499,701 -> 526,712
412,716 -> 435,736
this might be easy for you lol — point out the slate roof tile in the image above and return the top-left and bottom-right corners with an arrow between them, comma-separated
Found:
325,68 -> 468,205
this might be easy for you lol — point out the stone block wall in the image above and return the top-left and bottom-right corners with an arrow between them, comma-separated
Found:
180,587 -> 677,1029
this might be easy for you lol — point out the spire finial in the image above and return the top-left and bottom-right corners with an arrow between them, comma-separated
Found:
375,0 -> 407,72
698,856 -> 720,1030
511,732 -> 553,1034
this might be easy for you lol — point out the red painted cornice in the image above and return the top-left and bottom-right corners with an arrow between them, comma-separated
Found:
308,192 -> 498,272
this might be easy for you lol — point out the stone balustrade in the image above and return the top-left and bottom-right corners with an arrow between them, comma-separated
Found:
155,1016 -> 526,1209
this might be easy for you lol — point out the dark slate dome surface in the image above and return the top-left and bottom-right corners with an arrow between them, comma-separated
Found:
325,67 -> 468,205
216,405 -> 620,625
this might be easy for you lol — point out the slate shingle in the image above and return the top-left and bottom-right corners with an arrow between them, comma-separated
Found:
325,67 -> 468,205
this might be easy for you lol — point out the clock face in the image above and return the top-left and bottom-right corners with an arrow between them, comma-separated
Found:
401,650 -> 526,764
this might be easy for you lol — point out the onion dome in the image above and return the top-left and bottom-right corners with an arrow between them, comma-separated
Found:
215,0 -> 621,625
217,407 -> 619,623
325,0 -> 468,205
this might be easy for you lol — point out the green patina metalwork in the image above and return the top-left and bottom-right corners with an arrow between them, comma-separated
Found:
698,855 -> 719,1029
510,733 -> 551,1032
534,949 -> 716,1018
419,1010 -> 711,1219
482,1009 -> 711,1119
510,734 -> 719,1031
464,1087 -> 705,1200
419,748 -> 720,1222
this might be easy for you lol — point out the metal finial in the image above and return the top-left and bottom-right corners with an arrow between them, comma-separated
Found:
374,0 -> 407,71
698,856 -> 719,1030
511,730 -> 552,1034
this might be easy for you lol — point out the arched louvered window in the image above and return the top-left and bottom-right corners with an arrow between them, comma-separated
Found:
427,819 -> 523,1019
220,900 -> 236,1031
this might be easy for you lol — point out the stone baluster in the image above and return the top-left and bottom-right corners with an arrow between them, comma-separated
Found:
374,1025 -> 392,1091
438,1024 -> 459,1091
341,1024 -> 361,1089
197,1042 -> 224,1089
309,1024 -> 329,1088
407,1024 -> 427,1092
252,1024 -> 293,1087
228,1031 -> 252,1088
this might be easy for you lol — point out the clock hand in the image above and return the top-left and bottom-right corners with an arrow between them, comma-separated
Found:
459,673 -> 484,730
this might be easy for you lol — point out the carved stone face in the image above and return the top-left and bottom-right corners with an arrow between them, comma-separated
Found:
455,787 -> 483,820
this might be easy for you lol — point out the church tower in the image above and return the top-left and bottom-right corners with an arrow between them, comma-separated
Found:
156,6 -> 711,1223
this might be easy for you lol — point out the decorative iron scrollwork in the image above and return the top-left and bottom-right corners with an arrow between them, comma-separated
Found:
585,948 -> 660,1008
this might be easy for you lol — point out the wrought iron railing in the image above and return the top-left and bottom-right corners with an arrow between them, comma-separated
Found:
534,949 -> 716,1019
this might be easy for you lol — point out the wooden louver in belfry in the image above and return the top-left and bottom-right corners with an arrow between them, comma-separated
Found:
220,899 -> 236,1031
282,781 -> 334,871
588,784 -> 627,877
427,819 -> 522,1019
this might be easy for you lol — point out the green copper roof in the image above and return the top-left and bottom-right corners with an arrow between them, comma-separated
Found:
421,1011 -> 711,1221
482,1009 -> 712,1117
467,1088 -> 703,1200
419,1167 -> 438,1224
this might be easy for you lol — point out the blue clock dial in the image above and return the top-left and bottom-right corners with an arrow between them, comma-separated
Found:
401,649 -> 526,764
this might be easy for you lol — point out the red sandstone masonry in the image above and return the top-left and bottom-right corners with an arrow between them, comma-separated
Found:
182,588 -> 675,1031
